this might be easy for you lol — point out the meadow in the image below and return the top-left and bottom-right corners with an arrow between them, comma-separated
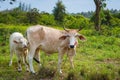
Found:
0,24 -> 120,80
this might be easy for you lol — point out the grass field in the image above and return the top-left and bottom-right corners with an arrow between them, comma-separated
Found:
0,25 -> 120,80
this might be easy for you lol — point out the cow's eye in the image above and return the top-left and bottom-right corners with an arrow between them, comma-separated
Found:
75,35 -> 78,37
19,41 -> 22,44
66,35 -> 70,37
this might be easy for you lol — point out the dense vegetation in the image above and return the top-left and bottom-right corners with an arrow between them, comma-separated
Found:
0,1 -> 120,80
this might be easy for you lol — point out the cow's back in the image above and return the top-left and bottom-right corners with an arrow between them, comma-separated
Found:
27,25 -> 64,54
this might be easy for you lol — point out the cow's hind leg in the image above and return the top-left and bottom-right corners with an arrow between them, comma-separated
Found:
34,47 -> 41,67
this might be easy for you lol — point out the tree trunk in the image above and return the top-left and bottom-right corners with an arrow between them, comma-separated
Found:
94,0 -> 102,31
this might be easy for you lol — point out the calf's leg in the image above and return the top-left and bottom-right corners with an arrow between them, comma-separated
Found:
23,51 -> 29,72
16,53 -> 22,72
9,49 -> 14,66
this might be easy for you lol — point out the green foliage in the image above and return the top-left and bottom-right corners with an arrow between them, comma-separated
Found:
39,12 -> 56,26
26,8 -> 40,24
52,0 -> 66,23
64,14 -> 90,29
101,10 -> 113,25
89,72 -> 111,80
0,25 -> 27,48
110,17 -> 120,27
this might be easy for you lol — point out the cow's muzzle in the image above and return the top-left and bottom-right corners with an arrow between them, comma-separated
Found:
70,45 -> 74,48
23,45 -> 28,49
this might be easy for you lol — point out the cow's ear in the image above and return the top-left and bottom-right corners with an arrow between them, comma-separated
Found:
13,40 -> 19,44
59,35 -> 67,40
78,35 -> 86,41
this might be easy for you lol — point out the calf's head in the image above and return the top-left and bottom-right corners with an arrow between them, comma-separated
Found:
59,27 -> 86,48
13,38 -> 28,49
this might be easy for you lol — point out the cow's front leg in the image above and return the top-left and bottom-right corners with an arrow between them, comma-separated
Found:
68,55 -> 74,69
58,50 -> 64,74
68,49 -> 75,69
28,47 -> 36,74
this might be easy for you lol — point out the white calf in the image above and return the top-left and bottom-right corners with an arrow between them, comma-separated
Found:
9,32 -> 29,72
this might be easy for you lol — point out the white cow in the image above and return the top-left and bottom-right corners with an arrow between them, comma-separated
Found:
9,32 -> 29,72
26,25 -> 86,73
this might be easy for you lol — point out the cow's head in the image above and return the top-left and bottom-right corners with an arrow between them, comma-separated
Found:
59,26 -> 86,49
14,38 -> 28,49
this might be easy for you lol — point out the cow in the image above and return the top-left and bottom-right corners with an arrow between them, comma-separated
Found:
9,32 -> 29,72
26,25 -> 86,73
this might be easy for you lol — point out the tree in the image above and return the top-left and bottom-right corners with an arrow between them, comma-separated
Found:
101,10 -> 112,25
52,0 -> 66,23
26,8 -> 40,24
94,0 -> 106,31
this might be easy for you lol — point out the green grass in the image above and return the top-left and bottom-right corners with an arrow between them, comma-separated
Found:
0,24 -> 120,80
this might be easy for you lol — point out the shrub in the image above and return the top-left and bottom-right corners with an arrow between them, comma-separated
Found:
64,15 -> 90,29
103,36 -> 116,45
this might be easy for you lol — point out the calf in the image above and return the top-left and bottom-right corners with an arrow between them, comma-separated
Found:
26,25 -> 86,73
9,32 -> 29,72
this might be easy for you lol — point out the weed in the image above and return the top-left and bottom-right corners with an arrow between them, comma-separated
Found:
103,36 -> 116,45
118,69 -> 120,76
80,68 -> 87,77
66,72 -> 77,80
89,72 -> 110,80
32,67 -> 56,79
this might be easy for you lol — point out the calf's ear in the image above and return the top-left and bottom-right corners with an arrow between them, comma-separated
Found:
13,40 -> 19,44
59,35 -> 67,40
78,35 -> 86,41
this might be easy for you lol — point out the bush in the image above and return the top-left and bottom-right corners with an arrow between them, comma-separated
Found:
0,25 -> 27,46
64,15 -> 90,29
111,27 -> 120,38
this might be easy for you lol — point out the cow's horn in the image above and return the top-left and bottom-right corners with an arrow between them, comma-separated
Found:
63,26 -> 69,32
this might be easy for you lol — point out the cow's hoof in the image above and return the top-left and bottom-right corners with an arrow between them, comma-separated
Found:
26,69 -> 30,72
59,70 -> 62,74
9,63 -> 12,67
30,72 -> 37,76
18,69 -> 22,72
30,71 -> 36,74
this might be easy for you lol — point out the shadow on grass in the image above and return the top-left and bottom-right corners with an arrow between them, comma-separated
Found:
28,67 -> 56,80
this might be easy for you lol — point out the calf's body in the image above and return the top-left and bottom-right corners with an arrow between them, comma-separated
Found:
9,32 -> 29,72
